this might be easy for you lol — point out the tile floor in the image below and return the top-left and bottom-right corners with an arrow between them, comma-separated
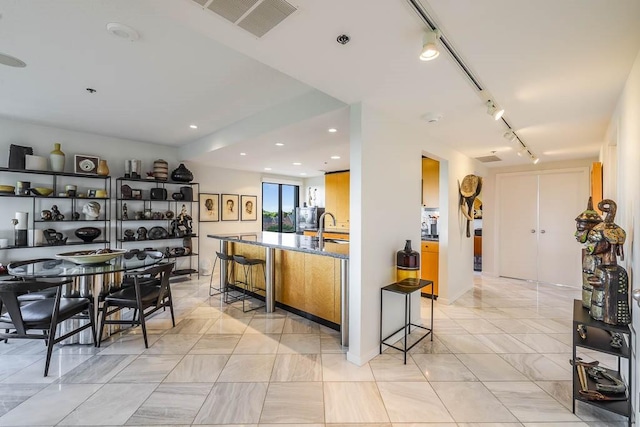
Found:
0,273 -> 630,426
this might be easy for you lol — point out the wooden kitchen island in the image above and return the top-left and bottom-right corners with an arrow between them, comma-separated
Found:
207,232 -> 349,346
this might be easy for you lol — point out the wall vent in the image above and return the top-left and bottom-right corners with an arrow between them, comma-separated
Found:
194,0 -> 296,38
475,155 -> 502,163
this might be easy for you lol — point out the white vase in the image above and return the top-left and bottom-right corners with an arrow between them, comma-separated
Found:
50,143 -> 65,172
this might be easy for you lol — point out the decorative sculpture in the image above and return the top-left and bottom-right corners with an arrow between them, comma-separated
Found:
170,204 -> 192,237
585,199 -> 630,326
459,175 -> 482,238
51,205 -> 64,221
574,197 -> 603,308
82,201 -> 100,220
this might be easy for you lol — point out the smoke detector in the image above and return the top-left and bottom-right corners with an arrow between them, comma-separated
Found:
106,23 -> 140,42
421,112 -> 443,123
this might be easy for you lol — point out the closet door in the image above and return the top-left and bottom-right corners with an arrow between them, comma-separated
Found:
537,170 -> 588,285
498,173 -> 539,281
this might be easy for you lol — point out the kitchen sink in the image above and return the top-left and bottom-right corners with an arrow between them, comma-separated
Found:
323,238 -> 349,245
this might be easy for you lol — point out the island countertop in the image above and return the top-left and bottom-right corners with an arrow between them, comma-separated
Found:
207,231 -> 349,259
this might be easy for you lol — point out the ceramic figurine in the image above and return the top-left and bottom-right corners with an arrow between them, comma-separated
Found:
41,210 -> 53,221
72,211 -> 80,221
585,199 -> 630,325
123,229 -> 135,241
51,205 -> 64,221
122,203 -> 128,220
136,227 -> 147,241
574,197 -> 603,308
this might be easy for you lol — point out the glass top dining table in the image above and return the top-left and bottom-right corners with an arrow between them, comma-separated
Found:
7,251 -> 165,279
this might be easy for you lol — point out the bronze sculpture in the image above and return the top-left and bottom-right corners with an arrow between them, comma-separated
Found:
585,199 -> 630,325
574,197 -> 602,308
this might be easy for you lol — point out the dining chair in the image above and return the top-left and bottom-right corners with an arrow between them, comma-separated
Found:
0,279 -> 96,376
97,262 -> 175,348
7,258 -> 65,301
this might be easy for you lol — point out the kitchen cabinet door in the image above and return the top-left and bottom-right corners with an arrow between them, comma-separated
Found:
335,171 -> 350,228
421,241 -> 439,296
324,173 -> 339,217
422,158 -> 439,208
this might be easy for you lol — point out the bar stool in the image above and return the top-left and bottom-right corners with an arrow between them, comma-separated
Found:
210,252 -> 238,300
232,255 -> 266,312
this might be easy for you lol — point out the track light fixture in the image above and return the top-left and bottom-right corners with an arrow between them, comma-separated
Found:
503,130 -> 516,142
486,100 -> 504,121
419,30 -> 440,61
532,155 -> 540,164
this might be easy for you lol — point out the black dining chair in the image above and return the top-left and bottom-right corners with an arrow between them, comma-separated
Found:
97,262 -> 175,348
0,279 -> 96,376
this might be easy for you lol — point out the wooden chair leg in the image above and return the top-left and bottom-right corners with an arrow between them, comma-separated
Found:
139,308 -> 149,348
97,303 -> 109,348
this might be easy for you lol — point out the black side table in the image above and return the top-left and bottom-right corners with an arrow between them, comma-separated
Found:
380,278 -> 434,364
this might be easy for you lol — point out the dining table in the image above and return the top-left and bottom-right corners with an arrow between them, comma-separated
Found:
7,250 -> 166,344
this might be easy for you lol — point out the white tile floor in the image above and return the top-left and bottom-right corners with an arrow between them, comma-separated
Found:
0,273 -> 629,426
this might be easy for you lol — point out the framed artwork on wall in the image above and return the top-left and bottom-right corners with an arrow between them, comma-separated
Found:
199,193 -> 219,222
74,155 -> 100,175
221,193 -> 239,221
241,195 -> 257,221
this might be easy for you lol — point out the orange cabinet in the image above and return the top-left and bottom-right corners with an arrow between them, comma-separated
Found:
422,158 -> 439,208
325,171 -> 350,230
421,240 -> 439,296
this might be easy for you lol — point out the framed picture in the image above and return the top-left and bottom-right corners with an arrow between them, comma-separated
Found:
74,155 -> 100,175
200,193 -> 219,222
221,194 -> 239,221
241,195 -> 258,221
131,189 -> 142,200
87,189 -> 96,198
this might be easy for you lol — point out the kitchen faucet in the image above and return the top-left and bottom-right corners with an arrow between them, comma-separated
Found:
317,212 -> 336,243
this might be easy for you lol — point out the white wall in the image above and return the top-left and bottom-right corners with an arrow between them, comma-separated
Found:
0,117 -> 179,264
302,175 -> 325,208
481,158 -> 596,277
602,48 -> 640,422
347,103 -> 484,365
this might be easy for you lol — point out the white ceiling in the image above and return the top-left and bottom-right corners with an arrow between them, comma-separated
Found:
1,0 -> 639,175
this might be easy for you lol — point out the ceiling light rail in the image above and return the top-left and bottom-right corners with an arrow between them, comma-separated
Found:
407,0 -> 539,164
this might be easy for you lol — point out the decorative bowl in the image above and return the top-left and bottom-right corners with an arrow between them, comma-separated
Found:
55,249 -> 127,265
75,227 -> 101,243
30,187 -> 54,197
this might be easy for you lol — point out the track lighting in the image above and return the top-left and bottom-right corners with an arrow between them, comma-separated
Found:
486,100 -> 504,121
532,156 -> 540,164
419,30 -> 440,61
517,148 -> 526,157
503,130 -> 516,142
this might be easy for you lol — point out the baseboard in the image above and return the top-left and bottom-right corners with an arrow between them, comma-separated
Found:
347,346 -> 380,366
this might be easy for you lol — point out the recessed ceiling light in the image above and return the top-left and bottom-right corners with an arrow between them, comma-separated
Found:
264,167 -> 272,171
240,152 -> 246,156
189,124 -> 198,129
0,52 -> 26,68
330,155 -> 341,160
106,22 -> 140,42
275,142 -> 284,146
328,128 -> 337,133
300,172 -> 307,176
292,162 -> 301,166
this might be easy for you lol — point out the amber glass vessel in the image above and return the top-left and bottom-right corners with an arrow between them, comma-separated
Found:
396,239 -> 420,281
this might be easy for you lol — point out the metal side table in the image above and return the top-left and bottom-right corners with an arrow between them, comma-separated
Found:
380,278 -> 434,364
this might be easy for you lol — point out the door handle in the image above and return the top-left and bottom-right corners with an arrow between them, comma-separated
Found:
540,230 -> 546,234
632,289 -> 640,308
530,229 -> 536,233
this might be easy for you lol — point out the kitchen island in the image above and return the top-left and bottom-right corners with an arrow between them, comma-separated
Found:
207,232 -> 349,346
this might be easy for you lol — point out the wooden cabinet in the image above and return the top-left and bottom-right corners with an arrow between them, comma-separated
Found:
421,240 -> 439,296
422,158 -> 439,208
303,230 -> 349,241
325,171 -> 350,229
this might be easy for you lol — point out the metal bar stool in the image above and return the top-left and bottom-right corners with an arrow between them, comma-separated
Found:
232,255 -> 266,312
210,251 -> 233,297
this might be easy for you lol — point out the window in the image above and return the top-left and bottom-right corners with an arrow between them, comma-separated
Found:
262,183 -> 299,232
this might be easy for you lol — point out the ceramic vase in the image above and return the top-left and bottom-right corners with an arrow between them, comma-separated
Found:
170,163 -> 194,182
50,143 -> 65,172
96,159 -> 109,176
396,239 -> 420,282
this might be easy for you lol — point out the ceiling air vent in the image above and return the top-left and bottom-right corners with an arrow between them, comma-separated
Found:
475,155 -> 502,163
238,0 -> 296,37
207,0 -> 259,23
194,0 -> 297,38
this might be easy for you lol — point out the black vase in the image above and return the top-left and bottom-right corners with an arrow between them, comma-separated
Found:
396,239 -> 420,282
171,163 -> 193,182
75,227 -> 101,243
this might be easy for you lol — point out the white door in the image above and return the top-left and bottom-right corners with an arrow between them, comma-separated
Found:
498,173 -> 539,281
497,168 -> 589,284
538,170 -> 588,285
